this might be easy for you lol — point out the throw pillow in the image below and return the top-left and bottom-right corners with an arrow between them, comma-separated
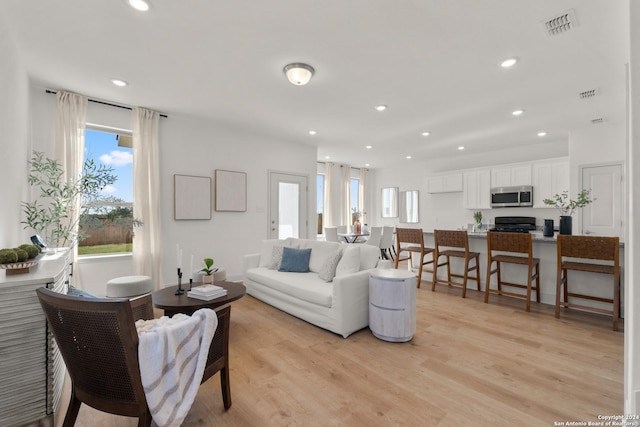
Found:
269,245 -> 285,270
67,285 -> 98,299
318,250 -> 343,282
279,247 -> 312,273
335,245 -> 360,277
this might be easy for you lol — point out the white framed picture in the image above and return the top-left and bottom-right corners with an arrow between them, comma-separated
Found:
174,174 -> 212,220
215,169 -> 247,212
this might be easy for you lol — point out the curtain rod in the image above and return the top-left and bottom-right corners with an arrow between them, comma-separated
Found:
45,89 -> 168,118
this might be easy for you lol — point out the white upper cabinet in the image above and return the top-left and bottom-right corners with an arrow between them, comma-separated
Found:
532,158 -> 569,207
463,169 -> 491,209
490,164 -> 532,188
426,173 -> 463,193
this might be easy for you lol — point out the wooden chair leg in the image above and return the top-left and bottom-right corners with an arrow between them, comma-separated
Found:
484,260 -> 492,303
474,256 -> 481,291
221,366 -> 232,409
138,408 -> 153,427
555,269 -> 563,319
431,255 -> 439,292
525,265 -> 533,312
461,257 -> 469,298
62,390 -> 82,427
535,263 -> 541,303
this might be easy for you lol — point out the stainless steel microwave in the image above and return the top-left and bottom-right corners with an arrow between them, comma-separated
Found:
490,185 -> 533,208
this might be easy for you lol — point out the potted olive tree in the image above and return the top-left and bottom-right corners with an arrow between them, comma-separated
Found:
543,189 -> 593,235
21,151 -> 117,249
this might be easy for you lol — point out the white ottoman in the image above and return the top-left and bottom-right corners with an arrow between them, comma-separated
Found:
106,275 -> 153,298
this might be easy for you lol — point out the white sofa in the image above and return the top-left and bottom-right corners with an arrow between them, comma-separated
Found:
243,238 -> 389,338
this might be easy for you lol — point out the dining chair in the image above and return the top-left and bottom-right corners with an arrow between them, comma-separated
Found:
36,288 -> 232,427
485,231 -> 540,311
556,235 -> 621,331
394,227 -> 434,287
324,227 -> 340,243
364,226 -> 383,248
379,225 -> 396,260
432,229 -> 481,298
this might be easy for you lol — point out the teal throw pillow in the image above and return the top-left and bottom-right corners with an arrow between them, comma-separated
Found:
279,247 -> 312,273
67,285 -> 98,299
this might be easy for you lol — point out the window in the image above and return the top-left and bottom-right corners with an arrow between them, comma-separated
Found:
78,128 -> 135,255
317,174 -> 324,234
350,178 -> 359,222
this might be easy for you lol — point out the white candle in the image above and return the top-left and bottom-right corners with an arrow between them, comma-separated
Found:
179,249 -> 183,269
190,254 -> 194,278
176,244 -> 180,267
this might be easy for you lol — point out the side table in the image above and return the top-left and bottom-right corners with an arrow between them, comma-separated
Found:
369,269 -> 417,342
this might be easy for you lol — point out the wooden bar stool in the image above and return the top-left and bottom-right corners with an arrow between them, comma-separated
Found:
394,227 -> 434,287
484,232 -> 540,312
432,230 -> 481,298
556,235 -> 621,331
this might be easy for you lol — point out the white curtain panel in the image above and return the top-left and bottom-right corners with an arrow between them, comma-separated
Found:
359,167 -> 367,224
341,165 -> 351,228
55,91 -> 87,255
323,162 -> 334,227
132,107 -> 163,289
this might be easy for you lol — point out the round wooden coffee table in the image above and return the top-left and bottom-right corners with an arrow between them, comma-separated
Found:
152,280 -> 246,316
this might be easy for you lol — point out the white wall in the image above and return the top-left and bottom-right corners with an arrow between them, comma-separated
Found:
0,21 -> 30,248
26,88 -> 317,291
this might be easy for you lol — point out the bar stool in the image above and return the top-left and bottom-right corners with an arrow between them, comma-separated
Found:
484,231 -> 540,311
556,235 -> 621,331
432,230 -> 480,298
394,227 -> 434,288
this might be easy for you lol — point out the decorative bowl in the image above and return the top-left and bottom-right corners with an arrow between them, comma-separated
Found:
1,260 -> 38,275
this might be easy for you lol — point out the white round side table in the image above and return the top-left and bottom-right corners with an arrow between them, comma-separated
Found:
369,268 -> 417,342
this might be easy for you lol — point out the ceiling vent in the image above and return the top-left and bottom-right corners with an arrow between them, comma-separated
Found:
579,89 -> 599,100
542,9 -> 578,36
591,117 -> 607,125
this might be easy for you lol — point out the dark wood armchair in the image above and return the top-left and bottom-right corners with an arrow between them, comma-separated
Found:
36,288 -> 231,426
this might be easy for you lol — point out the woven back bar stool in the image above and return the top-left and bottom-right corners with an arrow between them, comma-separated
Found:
394,227 -> 434,287
432,230 -> 481,298
556,235 -> 621,331
484,231 -> 540,311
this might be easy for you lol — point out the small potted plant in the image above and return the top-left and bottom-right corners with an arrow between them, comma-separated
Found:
473,211 -> 483,231
200,257 -> 218,284
543,189 -> 594,235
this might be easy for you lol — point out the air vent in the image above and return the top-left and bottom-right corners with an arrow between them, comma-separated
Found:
591,117 -> 607,125
579,89 -> 599,100
542,9 -> 578,36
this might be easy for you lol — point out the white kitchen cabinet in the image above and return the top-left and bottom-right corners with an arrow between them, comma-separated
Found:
0,249 -> 71,426
426,173 -> 463,193
491,164 -> 532,187
463,169 -> 491,209
532,159 -> 569,207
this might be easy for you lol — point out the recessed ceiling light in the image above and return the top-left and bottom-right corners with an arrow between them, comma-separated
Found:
406,155 -> 412,159
324,156 -> 331,160
111,79 -> 128,87
365,145 -> 373,149
127,0 -> 150,11
308,130 -> 317,135
421,131 -> 431,136
500,57 -> 518,68
537,131 -> 547,137
458,146 -> 465,150
375,105 -> 387,112
512,109 -> 524,116
365,163 -> 370,167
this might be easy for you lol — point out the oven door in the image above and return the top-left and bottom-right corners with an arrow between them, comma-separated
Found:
491,190 -> 520,208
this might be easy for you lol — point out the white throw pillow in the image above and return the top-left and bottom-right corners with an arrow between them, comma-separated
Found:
269,245 -> 285,270
335,245 -> 360,277
259,239 -> 294,267
318,250 -> 343,282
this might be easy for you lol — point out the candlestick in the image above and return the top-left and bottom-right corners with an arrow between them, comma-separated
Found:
190,254 -> 194,280
189,278 -> 193,291
174,268 -> 184,295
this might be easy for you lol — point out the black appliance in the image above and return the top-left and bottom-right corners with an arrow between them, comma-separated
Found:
490,185 -> 533,208
491,216 -> 537,233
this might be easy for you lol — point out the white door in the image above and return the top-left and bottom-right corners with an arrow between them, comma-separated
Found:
269,172 -> 308,239
581,163 -> 623,237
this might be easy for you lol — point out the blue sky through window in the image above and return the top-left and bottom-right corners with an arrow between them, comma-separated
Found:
84,129 -> 133,202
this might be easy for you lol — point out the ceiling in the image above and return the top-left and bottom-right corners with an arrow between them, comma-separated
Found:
0,0 -> 629,170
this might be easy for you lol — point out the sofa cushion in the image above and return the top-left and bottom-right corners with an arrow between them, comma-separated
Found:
318,250 -> 343,282
296,239 -> 341,273
259,239 -> 294,268
336,245 -> 360,277
358,244 -> 381,271
279,247 -> 312,272
246,268 -> 333,307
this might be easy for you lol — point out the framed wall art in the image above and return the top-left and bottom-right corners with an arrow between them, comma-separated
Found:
174,174 -> 212,220
215,169 -> 247,212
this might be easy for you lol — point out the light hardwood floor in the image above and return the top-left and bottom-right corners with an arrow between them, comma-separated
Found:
59,277 -> 624,427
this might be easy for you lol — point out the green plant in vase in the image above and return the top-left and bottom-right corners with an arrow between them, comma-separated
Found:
473,211 -> 483,231
200,257 -> 218,284
543,189 -> 594,235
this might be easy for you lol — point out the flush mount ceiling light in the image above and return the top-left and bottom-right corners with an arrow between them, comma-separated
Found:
512,109 -> 525,116
375,105 -> 387,112
127,0 -> 150,11
111,79 -> 128,87
283,63 -> 314,85
500,57 -> 518,68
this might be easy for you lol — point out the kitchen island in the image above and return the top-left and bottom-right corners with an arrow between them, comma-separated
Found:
418,231 -> 624,315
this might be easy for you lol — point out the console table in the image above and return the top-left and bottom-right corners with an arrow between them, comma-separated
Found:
369,269 -> 416,342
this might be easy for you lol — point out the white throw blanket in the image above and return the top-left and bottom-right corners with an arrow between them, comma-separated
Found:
136,308 -> 218,427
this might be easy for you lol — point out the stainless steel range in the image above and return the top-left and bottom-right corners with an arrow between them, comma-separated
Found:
491,216 -> 537,233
